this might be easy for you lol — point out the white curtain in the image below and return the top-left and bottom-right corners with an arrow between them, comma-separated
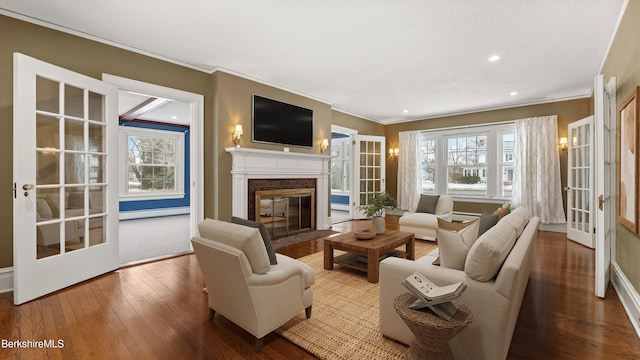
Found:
512,115 -> 566,224
397,131 -> 422,211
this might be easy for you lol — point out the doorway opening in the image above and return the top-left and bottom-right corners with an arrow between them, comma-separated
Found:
103,75 -> 204,266
330,125 -> 357,224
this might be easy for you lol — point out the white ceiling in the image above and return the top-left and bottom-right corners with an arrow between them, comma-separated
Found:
0,0 -> 627,124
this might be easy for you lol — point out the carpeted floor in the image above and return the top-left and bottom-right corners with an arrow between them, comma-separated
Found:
119,215 -> 191,266
275,240 -> 437,359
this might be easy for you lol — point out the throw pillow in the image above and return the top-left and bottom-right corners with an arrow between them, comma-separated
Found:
416,194 -> 440,214
436,219 -> 480,270
492,205 -> 510,220
36,198 -> 52,219
231,216 -> 278,265
465,222 -> 517,281
478,210 -> 499,237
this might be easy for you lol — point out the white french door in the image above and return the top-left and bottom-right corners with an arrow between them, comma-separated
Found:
13,54 -> 119,305
566,116 -> 595,248
352,135 -> 386,219
595,75 -> 617,298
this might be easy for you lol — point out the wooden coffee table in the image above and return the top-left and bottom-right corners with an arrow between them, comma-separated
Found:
323,230 -> 415,283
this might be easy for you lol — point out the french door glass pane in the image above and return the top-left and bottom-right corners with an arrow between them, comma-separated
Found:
36,76 -> 59,113
64,84 -> 84,118
88,91 -> 105,122
65,119 -> 84,151
36,152 -> 60,185
36,114 -> 60,149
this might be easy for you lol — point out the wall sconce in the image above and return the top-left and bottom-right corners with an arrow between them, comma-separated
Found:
320,138 -> 329,154
389,147 -> 399,160
559,137 -> 568,153
232,124 -> 243,147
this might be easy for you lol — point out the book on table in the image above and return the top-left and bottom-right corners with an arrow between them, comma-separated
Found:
402,272 -> 467,321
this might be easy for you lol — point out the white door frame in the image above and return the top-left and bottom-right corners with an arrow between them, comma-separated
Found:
102,74 -> 204,240
595,75 -> 617,298
331,125 -> 358,221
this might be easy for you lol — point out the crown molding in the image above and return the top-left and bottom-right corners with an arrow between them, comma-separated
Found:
0,9 -> 213,73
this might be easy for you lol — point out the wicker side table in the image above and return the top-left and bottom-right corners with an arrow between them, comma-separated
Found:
394,293 -> 473,360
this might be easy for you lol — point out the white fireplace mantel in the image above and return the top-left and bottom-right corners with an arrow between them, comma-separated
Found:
225,147 -> 332,229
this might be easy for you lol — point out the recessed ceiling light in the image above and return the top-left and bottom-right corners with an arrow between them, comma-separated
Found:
488,55 -> 500,62
510,91 -> 518,96
171,115 -> 178,120
403,109 -> 409,114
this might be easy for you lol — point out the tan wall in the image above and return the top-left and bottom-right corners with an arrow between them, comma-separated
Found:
213,71 -> 333,221
385,98 -> 592,212
602,1 -> 640,295
0,15 -> 212,268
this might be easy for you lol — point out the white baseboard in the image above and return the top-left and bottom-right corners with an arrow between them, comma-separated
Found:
0,267 -> 13,294
119,207 -> 190,220
538,223 -> 567,233
611,262 -> 640,338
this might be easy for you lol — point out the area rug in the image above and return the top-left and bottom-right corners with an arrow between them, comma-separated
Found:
271,229 -> 338,249
275,240 -> 437,359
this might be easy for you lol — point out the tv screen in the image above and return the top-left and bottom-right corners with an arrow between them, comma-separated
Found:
252,95 -> 313,148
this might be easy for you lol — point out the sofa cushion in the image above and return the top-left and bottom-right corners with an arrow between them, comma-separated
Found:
436,219 -> 480,270
231,216 -> 277,265
500,207 -> 530,237
198,219 -> 271,274
478,210 -> 499,237
416,194 -> 440,214
465,221 -> 517,281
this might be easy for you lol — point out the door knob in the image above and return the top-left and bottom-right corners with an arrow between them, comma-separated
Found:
22,183 -> 34,197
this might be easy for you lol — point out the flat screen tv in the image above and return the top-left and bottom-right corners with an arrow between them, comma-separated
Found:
252,95 -> 313,148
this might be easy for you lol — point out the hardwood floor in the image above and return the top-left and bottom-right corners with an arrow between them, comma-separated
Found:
1,216 -> 639,359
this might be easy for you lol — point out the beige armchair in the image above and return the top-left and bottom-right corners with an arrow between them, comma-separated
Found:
191,219 -> 314,352
399,194 -> 454,240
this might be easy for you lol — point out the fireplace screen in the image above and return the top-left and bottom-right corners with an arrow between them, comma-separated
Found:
255,188 -> 315,238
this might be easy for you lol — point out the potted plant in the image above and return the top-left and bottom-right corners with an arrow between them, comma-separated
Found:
358,192 -> 397,234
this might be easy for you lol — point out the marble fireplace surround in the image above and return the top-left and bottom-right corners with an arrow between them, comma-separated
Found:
225,147 -> 331,230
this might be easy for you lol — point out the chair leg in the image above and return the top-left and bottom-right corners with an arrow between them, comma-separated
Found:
305,305 -> 312,319
254,337 -> 264,352
208,308 -> 216,320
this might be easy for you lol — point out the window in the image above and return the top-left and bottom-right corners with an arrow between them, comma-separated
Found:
420,137 -> 437,192
446,134 -> 488,196
420,123 -> 515,200
331,136 -> 351,193
119,127 -> 185,200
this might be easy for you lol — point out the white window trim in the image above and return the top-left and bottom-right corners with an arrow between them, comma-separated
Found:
421,122 -> 515,202
118,126 -> 185,201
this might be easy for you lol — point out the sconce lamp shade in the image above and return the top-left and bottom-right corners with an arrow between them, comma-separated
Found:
559,137 -> 568,153
320,138 -> 329,153
233,124 -> 243,147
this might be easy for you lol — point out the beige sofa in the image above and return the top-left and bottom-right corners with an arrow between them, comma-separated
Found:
191,219 -> 315,352
380,208 -> 539,360
399,194 -> 454,240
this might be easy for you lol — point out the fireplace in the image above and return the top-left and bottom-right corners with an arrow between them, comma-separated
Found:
226,147 -> 331,230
